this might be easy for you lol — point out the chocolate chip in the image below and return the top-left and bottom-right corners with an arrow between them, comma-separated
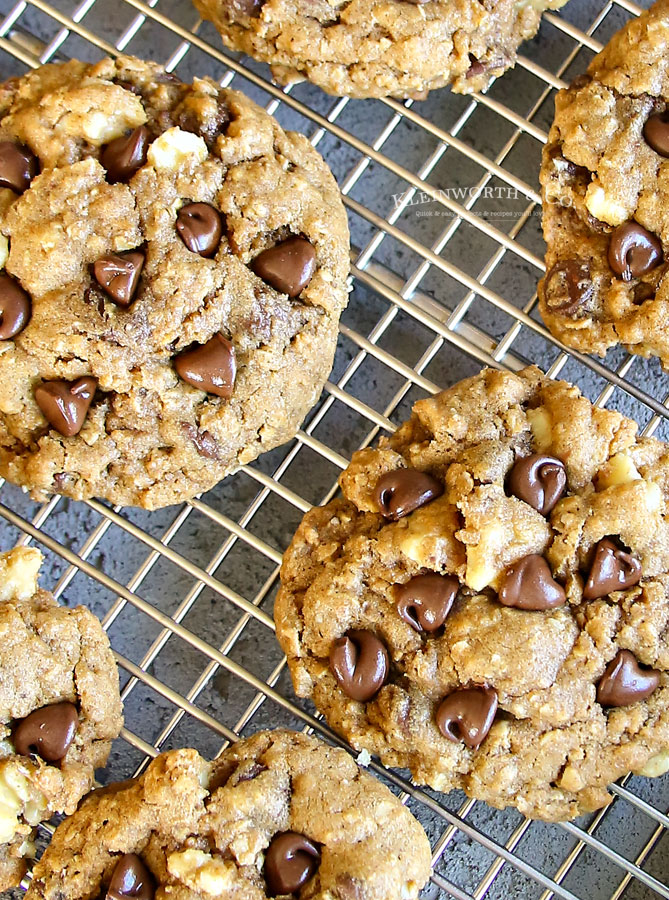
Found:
235,761 -> 267,783
106,853 -> 155,900
497,555 -> 566,611
176,202 -> 223,257
597,650 -> 660,707
175,100 -> 230,149
507,453 -> 566,515
334,876 -> 363,900
251,237 -> 317,298
0,141 -> 38,194
436,686 -> 498,750
568,73 -> 591,90
174,334 -> 236,398
583,537 -> 642,600
181,422 -> 221,459
543,259 -> 593,314
644,112 -> 669,157
374,468 -> 443,521
395,573 -> 458,632
224,0 -> 264,18
466,55 -> 486,78
0,272 -> 31,339
608,222 -> 663,282
264,832 -> 320,896
93,251 -> 144,307
34,376 -> 97,437
633,281 -> 656,305
13,701 -> 78,761
101,127 -> 150,184
330,630 -> 389,702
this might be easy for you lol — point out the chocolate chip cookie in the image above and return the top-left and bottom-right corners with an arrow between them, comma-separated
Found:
193,0 -> 569,100
0,56 -> 349,509
26,730 -> 432,900
276,365 -> 669,821
0,546 -> 122,889
539,0 -> 669,366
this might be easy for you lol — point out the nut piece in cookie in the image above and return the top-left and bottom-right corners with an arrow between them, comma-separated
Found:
0,546 -> 122,889
26,731 -> 432,900
539,0 -> 669,367
276,366 -> 669,820
0,55 -> 349,508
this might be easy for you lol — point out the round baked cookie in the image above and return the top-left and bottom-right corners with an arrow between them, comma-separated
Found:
276,365 -> 669,821
539,0 -> 669,366
0,546 -> 122,889
26,729 -> 432,900
0,56 -> 349,509
193,0 -> 568,99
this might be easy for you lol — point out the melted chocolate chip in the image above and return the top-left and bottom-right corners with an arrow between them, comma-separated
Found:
0,273 -> 31,339
330,630 -> 389,702
507,453 -> 566,515
497,555 -> 566,611
597,650 -> 660,707
181,422 -> 221,459
174,334 -> 236,398
264,832 -> 320,895
395,573 -> 458,632
374,468 -> 443,521
176,202 -> 223,257
543,259 -> 593,315
436,686 -> 498,750
466,55 -> 486,78
251,237 -> 317,298
93,251 -> 144,307
224,0 -> 264,18
101,127 -> 150,184
0,141 -> 38,194
13,701 -> 78,761
34,376 -> 97,437
175,100 -> 230,149
583,537 -> 642,600
644,112 -> 669,157
106,853 -> 155,900
568,73 -> 591,91
608,223 -> 663,282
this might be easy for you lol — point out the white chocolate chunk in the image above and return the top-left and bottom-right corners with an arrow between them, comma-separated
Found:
0,235 -> 8,271
465,522 -> 505,591
168,849 -> 237,895
60,91 -> 146,145
527,407 -> 551,452
585,183 -> 628,227
596,454 -> 641,489
0,763 -> 46,843
0,548 -> 42,602
147,128 -> 208,172
639,750 -> 669,778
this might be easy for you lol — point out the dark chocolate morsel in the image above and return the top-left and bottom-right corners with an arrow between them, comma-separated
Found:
34,376 -> 97,437
13,701 -> 78,761
507,453 -> 566,515
374,469 -> 443,520
93,251 -> 144,307
543,259 -> 593,315
251,237 -> 317,297
264,832 -> 320,895
395,573 -> 458,632
597,650 -> 660,707
583,537 -> 642,600
497,554 -> 566,611
107,853 -> 155,900
0,141 -> 38,194
608,222 -> 662,282
101,127 -> 150,184
644,112 -> 669,157
0,273 -> 31,339
176,202 -> 223,257
174,334 -> 236,398
330,630 -> 389,702
436,686 -> 498,750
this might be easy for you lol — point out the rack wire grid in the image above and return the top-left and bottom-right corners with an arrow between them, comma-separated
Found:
2,0 -> 669,896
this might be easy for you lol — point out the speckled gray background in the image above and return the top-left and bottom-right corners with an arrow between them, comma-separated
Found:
0,0 -> 668,896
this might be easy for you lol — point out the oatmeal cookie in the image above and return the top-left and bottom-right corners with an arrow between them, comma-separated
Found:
276,366 -> 669,820
0,546 -> 122,889
539,0 -> 669,366
26,730 -> 432,900
0,55 -> 349,508
193,0 -> 568,99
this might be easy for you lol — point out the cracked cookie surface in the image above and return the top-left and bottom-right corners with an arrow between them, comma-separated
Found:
0,56 -> 349,509
193,0 -> 568,99
539,0 -> 669,366
0,546 -> 122,889
26,730 -> 432,900
276,366 -> 669,820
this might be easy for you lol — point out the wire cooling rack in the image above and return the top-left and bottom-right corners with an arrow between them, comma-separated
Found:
2,0 -> 669,897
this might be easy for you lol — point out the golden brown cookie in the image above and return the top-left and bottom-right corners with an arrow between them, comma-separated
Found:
540,0 -> 669,365
193,0 -> 569,99
0,55 -> 349,508
0,546 -> 122,889
276,366 -> 669,820
26,730 -> 432,900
